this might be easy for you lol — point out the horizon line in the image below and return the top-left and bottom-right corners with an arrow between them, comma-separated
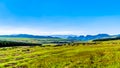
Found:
0,33 -> 118,36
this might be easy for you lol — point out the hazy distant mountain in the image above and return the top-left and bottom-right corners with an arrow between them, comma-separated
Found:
50,34 -> 114,41
0,34 -> 120,41
0,34 -> 59,39
67,34 -> 111,41
50,35 -> 77,39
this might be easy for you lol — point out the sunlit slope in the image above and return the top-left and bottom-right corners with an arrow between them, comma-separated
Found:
0,40 -> 120,68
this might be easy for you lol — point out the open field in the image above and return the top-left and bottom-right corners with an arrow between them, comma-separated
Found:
0,40 -> 120,68
0,37 -> 71,45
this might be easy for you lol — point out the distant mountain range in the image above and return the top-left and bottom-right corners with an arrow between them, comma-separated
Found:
67,34 -> 112,41
51,35 -> 76,39
0,34 -> 120,41
0,34 -> 59,39
51,34 -> 120,41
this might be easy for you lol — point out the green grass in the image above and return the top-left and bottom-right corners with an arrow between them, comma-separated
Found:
0,37 -> 69,44
0,41 -> 120,68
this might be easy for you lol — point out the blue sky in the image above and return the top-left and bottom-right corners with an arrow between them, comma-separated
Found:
0,0 -> 120,35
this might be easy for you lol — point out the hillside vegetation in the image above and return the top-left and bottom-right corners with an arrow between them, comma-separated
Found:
0,40 -> 120,68
0,40 -> 41,47
0,37 -> 71,45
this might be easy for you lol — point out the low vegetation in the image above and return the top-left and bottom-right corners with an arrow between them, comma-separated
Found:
0,40 -> 120,68
0,37 -> 71,44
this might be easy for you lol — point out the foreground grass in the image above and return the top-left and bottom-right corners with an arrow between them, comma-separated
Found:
0,42 -> 120,68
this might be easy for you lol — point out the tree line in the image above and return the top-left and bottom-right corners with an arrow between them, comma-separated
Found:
93,37 -> 120,41
0,40 -> 42,47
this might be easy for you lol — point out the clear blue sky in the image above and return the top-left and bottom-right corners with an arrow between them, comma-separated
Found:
0,0 -> 120,35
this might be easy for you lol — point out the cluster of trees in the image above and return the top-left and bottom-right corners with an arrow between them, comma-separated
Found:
0,41 -> 41,47
93,37 -> 120,41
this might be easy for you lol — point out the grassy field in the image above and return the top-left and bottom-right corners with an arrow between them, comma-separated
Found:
0,37 -> 70,44
0,41 -> 120,68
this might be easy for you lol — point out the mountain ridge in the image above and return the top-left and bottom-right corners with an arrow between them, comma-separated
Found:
0,34 -> 120,41
0,34 -> 59,39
